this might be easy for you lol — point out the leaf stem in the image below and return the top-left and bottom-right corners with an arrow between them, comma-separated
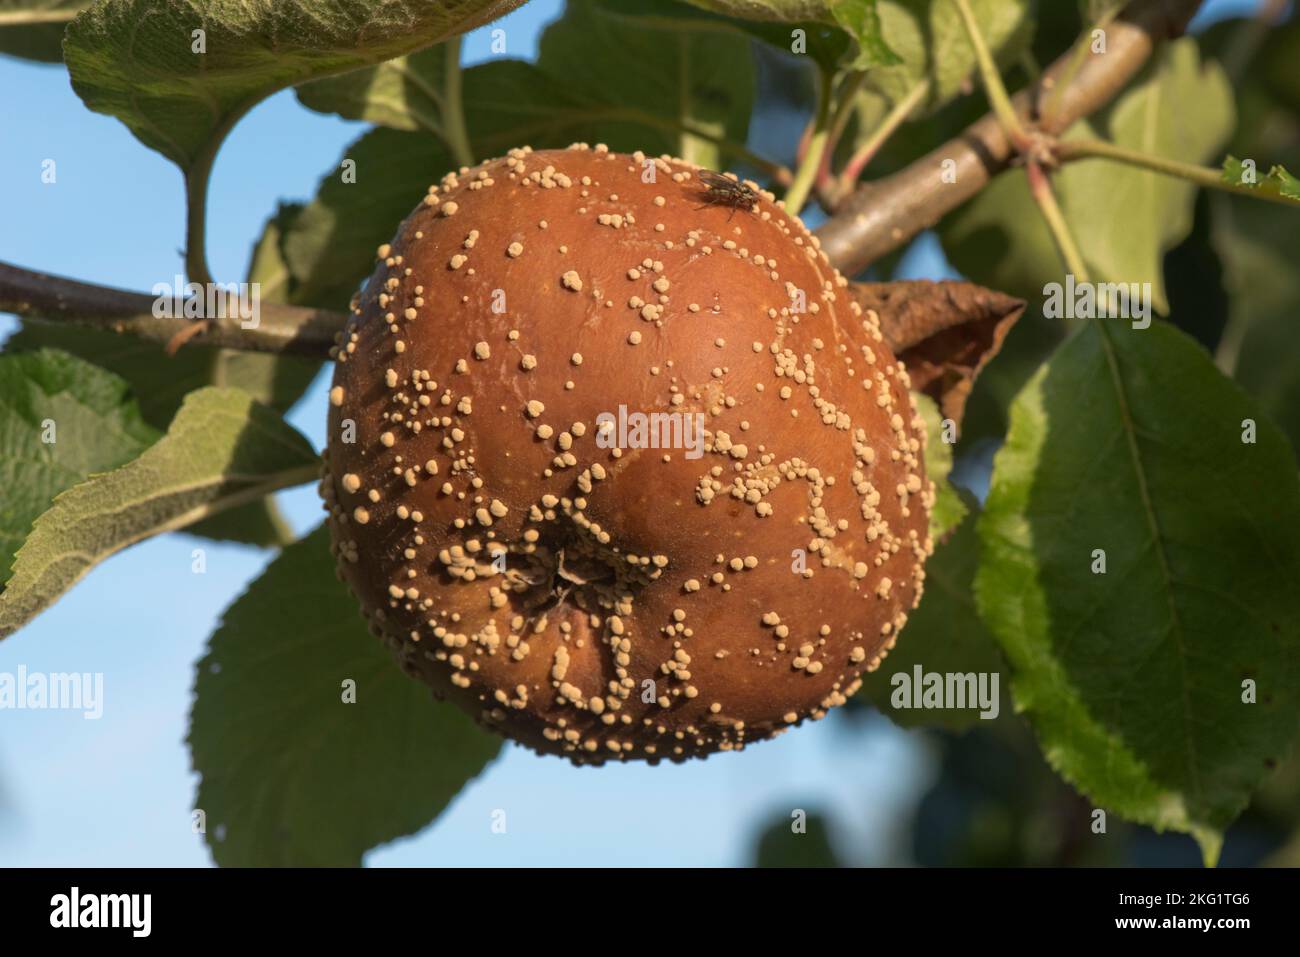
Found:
1025,159 -> 1089,283
825,69 -> 868,157
834,79 -> 930,200
784,66 -> 835,214
183,102 -> 258,288
1056,138 -> 1300,207
951,0 -> 1024,144
441,36 -> 475,170
184,171 -> 216,288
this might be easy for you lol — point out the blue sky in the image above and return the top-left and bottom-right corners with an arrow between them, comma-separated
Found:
0,0 -> 1260,866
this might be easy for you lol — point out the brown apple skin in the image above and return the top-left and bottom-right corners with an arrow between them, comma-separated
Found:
321,145 -> 933,764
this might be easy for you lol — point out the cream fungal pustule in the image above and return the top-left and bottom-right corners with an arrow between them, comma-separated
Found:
321,144 -> 934,765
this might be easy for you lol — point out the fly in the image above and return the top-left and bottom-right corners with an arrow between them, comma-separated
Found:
695,169 -> 758,220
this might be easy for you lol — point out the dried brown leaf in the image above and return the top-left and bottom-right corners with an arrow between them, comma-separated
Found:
850,279 -> 1024,431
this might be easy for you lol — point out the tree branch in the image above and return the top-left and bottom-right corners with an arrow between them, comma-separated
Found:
0,262 -> 345,357
814,0 -> 1204,276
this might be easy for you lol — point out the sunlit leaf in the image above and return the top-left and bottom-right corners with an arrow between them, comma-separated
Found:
0,348 -> 156,582
0,388 -> 318,638
976,318 -> 1300,865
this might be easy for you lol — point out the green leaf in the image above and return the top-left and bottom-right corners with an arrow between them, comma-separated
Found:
299,56 -> 583,162
535,0 -> 754,170
242,200 -> 304,308
913,391 -> 965,540
0,348 -> 157,583
62,0 -> 524,172
302,32 -> 754,165
635,0 -> 850,74
1,324 -> 312,547
7,205 -> 321,547
5,325 -> 215,432
941,167 -> 1063,305
1207,15 -> 1300,456
864,0 -> 1033,113
185,218 -> 319,546
0,387 -> 318,639
296,42 -> 463,139
189,524 -> 501,866
830,0 -> 901,69
288,59 -> 618,311
1221,156 -> 1300,205
1215,200 -> 1300,456
205,203 -> 326,431
957,307 -> 1068,448
0,0 -> 89,62
301,19 -> 757,179
5,324 -> 317,433
859,508 -> 1007,730
281,127 -> 447,313
976,318 -> 1300,864
675,0 -> 887,69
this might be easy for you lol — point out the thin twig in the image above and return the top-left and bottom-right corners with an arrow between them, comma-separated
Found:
784,66 -> 835,213
814,69 -> 870,199
1055,138 -> 1300,207
441,36 -> 475,170
951,0 -> 1025,145
0,262 -> 345,357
